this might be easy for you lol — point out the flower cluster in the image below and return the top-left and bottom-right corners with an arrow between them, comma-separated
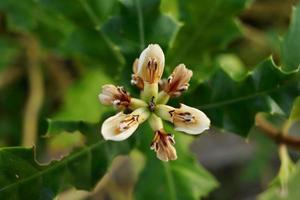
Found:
99,44 -> 210,161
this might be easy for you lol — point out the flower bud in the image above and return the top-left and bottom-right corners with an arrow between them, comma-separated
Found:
137,44 -> 165,84
99,84 -> 131,109
150,129 -> 177,161
161,64 -> 192,97
131,58 -> 144,90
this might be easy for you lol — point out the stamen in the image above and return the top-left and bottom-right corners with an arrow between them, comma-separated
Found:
149,96 -> 156,112
131,79 -> 137,85
118,115 -> 139,132
175,112 -> 195,123
113,99 -> 121,106
178,84 -> 189,92
167,76 -> 173,83
169,110 -> 175,117
146,58 -> 159,83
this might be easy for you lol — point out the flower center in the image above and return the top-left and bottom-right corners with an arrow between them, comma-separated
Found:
148,96 -> 156,112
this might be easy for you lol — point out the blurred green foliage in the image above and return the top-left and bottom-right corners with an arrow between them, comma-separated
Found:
0,0 -> 300,199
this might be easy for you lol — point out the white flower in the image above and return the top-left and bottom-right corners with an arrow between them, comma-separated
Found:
99,43 -> 211,161
155,104 -> 210,134
137,44 -> 165,84
101,108 -> 149,141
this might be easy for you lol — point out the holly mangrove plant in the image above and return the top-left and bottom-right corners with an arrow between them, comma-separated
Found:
99,44 -> 210,161
0,0 -> 300,199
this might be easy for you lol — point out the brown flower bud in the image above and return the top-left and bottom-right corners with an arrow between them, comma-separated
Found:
161,64 -> 192,97
150,130 -> 177,161
99,84 -> 131,109
131,58 -> 144,90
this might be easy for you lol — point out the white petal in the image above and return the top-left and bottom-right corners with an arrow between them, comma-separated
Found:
174,104 -> 210,135
138,44 -> 165,72
98,94 -> 112,105
137,44 -> 165,83
101,112 -> 139,141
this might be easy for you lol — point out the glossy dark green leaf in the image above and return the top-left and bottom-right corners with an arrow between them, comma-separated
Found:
252,98 -> 300,199
255,112 -> 287,132
289,97 -> 300,121
258,152 -> 297,200
102,0 -> 181,60
0,38 -> 19,71
0,138 -> 135,199
101,0 -> 181,87
53,69 -> 112,123
281,3 -> 300,72
0,0 -> 124,74
182,58 -> 300,136
165,0 -> 249,80
134,123 -> 218,200
46,120 -> 99,145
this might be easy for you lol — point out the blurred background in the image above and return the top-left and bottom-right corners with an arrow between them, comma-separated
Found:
0,0 -> 299,199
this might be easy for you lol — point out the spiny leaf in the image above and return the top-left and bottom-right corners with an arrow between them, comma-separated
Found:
0,0 -> 124,73
53,69 -> 112,123
101,0 -> 181,87
289,97 -> 300,121
281,3 -> 300,72
182,58 -> 300,136
0,38 -> 20,71
165,0 -> 249,81
257,97 -> 300,200
102,0 -> 181,60
0,138 -> 135,199
134,123 -> 218,200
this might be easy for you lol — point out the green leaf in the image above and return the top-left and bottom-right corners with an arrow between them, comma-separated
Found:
0,137 -> 135,199
253,98 -> 300,200
287,97 -> 300,136
101,0 -> 181,87
0,38 -> 20,71
258,151 -> 297,200
289,97 -> 300,121
165,0 -> 249,81
255,112 -> 287,132
53,69 -> 112,123
0,0 -> 124,74
102,0 -> 181,59
46,120 -> 102,146
217,54 -> 247,81
0,120 -> 217,199
182,58 -> 300,136
281,3 -> 300,72
134,124 -> 218,200
46,119 -> 218,200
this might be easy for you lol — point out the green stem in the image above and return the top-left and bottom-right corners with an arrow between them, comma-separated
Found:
134,0 -> 145,50
148,114 -> 163,131
156,91 -> 170,105
163,163 -> 177,200
141,82 -> 158,102
130,98 -> 148,110
197,77 -> 297,110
